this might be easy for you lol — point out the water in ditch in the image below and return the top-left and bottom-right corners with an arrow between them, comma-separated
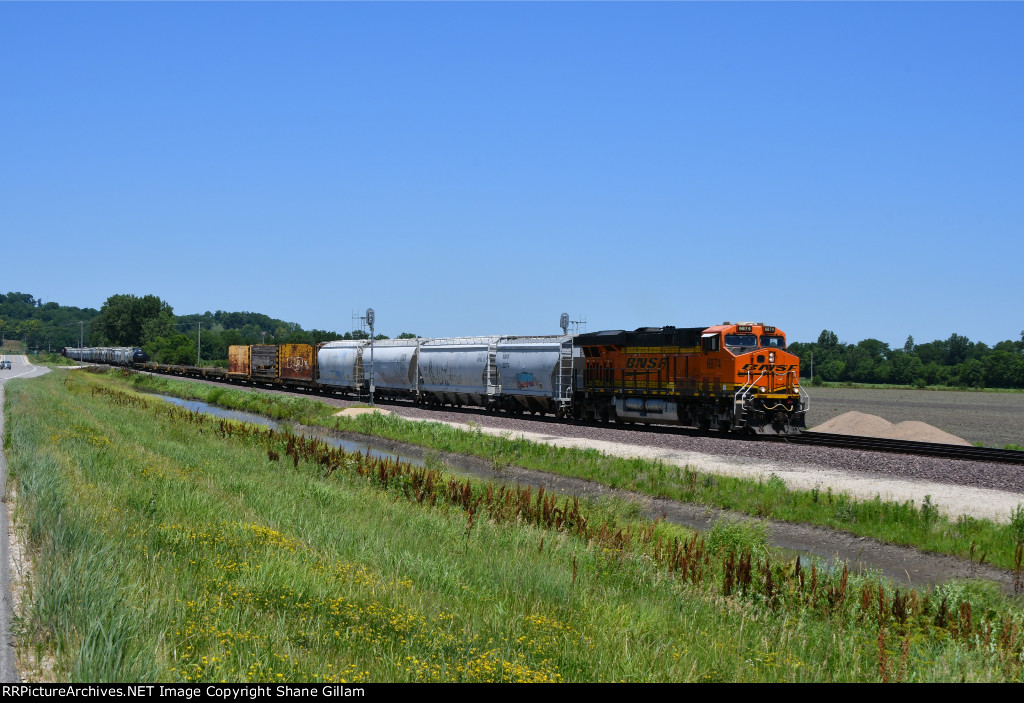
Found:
154,394 -> 426,466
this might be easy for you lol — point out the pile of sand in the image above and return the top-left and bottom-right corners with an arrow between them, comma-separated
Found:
333,407 -> 392,418
810,411 -> 971,446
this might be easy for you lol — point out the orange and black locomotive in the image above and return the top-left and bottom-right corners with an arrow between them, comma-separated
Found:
575,322 -> 807,434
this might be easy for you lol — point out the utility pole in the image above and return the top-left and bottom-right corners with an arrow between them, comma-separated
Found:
197,322 -> 202,367
80,321 -> 84,350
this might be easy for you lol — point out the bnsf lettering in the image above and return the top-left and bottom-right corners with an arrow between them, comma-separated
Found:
626,357 -> 667,370
740,364 -> 799,373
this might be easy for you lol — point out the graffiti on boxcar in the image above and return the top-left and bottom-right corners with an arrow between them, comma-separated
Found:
283,356 -> 311,373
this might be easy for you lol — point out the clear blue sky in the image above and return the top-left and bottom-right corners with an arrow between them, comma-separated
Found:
2,3 -> 1021,348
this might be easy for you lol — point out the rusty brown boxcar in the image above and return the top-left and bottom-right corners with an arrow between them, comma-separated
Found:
227,345 -> 251,377
279,343 -> 316,384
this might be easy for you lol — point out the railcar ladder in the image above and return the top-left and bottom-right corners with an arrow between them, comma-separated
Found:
555,340 -> 574,408
487,346 -> 500,396
353,346 -> 366,398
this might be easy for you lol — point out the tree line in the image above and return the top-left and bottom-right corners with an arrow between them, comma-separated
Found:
1,292 -> 413,366
0,292 -> 100,350
789,330 -> 1024,389
5,291 -> 1023,388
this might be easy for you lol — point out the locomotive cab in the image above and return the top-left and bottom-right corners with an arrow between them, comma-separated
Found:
717,322 -> 807,434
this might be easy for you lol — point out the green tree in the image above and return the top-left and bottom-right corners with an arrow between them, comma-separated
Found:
819,360 -> 845,382
141,310 -> 177,346
144,334 -> 197,365
817,330 -> 839,349
95,294 -> 173,346
945,333 -> 971,365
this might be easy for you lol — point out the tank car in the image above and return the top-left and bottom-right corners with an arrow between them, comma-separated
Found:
62,347 -> 148,365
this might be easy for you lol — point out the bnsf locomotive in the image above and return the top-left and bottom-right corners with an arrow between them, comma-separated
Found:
576,322 -> 805,433
64,320 -> 808,434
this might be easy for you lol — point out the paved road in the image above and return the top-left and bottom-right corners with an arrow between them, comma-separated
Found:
0,354 -> 50,683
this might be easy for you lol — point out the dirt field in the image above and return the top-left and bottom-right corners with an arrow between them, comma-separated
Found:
803,386 -> 1024,448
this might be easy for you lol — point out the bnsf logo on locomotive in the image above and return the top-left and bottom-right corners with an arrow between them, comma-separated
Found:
625,357 -> 668,370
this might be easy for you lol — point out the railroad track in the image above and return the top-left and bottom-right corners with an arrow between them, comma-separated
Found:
777,431 -> 1024,465
107,362 -> 1024,466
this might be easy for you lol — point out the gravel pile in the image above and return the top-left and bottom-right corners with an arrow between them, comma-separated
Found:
811,411 -> 972,445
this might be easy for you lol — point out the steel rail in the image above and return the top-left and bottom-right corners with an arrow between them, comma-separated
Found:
774,431 -> 1024,465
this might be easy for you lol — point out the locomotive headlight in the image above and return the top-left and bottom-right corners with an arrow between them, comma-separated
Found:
759,386 -> 767,393
768,351 -> 776,364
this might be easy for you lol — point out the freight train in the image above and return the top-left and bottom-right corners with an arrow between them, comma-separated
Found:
64,321 -> 808,434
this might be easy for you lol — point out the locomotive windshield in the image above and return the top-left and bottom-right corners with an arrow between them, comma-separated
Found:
724,334 -> 758,350
760,335 -> 786,349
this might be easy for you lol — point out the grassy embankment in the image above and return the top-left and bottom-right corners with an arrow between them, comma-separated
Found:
5,369 -> 1024,682
119,370 -> 1024,571
22,352 -> 77,367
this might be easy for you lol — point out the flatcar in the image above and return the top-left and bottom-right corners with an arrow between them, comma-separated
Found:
62,320 -> 807,435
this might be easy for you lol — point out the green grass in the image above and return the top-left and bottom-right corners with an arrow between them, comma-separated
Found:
123,370 -> 1024,571
5,370 -> 1024,682
23,352 -> 77,367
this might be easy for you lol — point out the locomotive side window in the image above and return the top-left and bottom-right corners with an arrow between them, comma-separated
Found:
724,334 -> 757,350
760,335 -> 786,349
701,334 -> 720,352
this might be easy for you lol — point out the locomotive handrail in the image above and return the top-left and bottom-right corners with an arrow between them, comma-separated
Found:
797,384 -> 810,415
